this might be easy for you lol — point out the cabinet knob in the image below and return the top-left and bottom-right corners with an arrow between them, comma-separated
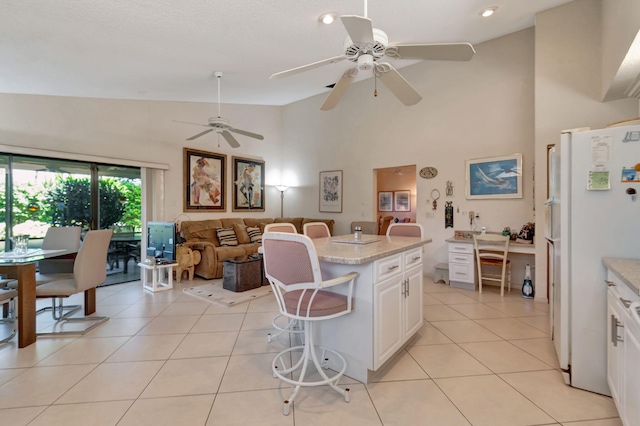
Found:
388,265 -> 399,271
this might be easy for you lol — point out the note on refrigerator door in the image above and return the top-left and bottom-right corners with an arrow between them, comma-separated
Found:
588,169 -> 610,190
591,136 -> 612,163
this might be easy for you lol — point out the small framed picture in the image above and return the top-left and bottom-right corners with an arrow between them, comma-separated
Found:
319,170 -> 343,213
378,191 -> 393,212
394,190 -> 411,212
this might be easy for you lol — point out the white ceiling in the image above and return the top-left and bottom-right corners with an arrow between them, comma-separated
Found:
0,0 -> 573,106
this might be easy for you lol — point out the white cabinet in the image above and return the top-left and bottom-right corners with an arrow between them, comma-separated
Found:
374,248 -> 423,369
606,269 -> 640,426
448,242 -> 475,290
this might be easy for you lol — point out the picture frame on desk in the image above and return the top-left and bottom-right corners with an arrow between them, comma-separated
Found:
183,148 -> 226,212
466,154 -> 523,199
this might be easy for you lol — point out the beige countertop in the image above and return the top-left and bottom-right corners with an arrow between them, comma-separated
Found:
313,234 -> 432,265
603,258 -> 640,295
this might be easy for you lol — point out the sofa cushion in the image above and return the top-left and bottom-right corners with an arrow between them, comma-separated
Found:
232,223 -> 251,244
188,228 -> 220,246
246,226 -> 262,243
180,220 -> 223,246
216,245 -> 247,260
216,227 -> 238,246
244,218 -> 274,233
274,217 -> 304,233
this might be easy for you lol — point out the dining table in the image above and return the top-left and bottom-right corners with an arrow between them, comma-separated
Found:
0,248 -> 86,348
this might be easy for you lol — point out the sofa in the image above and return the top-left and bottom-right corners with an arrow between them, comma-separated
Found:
179,217 -> 335,279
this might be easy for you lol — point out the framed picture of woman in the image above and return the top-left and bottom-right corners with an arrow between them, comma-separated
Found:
232,156 -> 265,212
183,148 -> 226,212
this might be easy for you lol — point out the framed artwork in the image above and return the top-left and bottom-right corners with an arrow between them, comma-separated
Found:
183,147 -> 226,212
378,191 -> 393,212
394,190 -> 411,211
232,156 -> 265,212
319,170 -> 343,213
466,154 -> 523,199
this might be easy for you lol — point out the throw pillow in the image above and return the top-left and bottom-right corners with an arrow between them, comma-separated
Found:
216,227 -> 238,246
246,226 -> 262,244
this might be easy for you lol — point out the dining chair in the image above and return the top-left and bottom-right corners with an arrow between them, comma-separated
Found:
0,288 -> 18,344
262,222 -> 301,343
39,226 -> 82,274
262,232 -> 358,415
302,222 -> 331,239
35,229 -> 113,335
6,226 -> 82,289
386,223 -> 424,237
378,215 -> 394,235
473,233 -> 511,296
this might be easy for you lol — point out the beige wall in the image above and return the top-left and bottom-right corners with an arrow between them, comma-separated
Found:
0,94 -> 285,222
602,0 -> 640,99
282,28 -> 536,283
534,0 -> 640,301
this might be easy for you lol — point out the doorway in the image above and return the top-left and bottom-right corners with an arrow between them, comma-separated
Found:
374,165 -> 417,228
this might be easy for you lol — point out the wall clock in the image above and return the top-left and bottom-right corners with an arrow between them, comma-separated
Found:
419,166 -> 438,179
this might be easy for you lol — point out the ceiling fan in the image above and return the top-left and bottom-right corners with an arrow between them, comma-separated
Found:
175,72 -> 264,148
270,0 -> 475,110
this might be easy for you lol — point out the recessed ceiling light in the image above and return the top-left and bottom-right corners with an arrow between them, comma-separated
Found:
480,6 -> 497,17
319,12 -> 337,25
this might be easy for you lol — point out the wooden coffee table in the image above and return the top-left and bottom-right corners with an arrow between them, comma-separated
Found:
222,255 -> 267,292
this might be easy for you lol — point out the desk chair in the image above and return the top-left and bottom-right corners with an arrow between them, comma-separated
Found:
386,223 -> 424,237
262,232 -> 358,415
35,229 -> 113,335
473,233 -> 511,297
303,222 -> 331,239
0,288 -> 18,344
262,222 -> 302,343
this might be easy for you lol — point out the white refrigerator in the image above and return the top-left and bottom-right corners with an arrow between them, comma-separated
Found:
546,124 -> 640,396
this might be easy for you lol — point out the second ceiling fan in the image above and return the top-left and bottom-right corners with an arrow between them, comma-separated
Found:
270,0 -> 476,110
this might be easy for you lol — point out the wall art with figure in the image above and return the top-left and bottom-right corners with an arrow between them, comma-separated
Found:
319,170 -> 343,213
466,154 -> 523,199
232,156 -> 265,212
183,148 -> 226,212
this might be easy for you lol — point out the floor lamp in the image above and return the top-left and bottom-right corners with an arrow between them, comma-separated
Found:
275,185 -> 289,218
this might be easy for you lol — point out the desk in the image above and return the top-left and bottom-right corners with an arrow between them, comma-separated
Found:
309,234 -> 432,383
446,238 -> 535,291
0,249 -> 85,348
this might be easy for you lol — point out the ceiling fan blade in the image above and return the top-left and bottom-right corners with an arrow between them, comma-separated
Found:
340,15 -> 374,45
386,43 -> 476,61
375,63 -> 422,106
320,68 -> 358,111
270,55 -> 347,79
186,129 -> 215,141
174,120 -> 210,128
221,130 -> 241,148
228,127 -> 264,140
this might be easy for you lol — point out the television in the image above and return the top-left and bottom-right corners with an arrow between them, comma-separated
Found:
146,221 -> 176,261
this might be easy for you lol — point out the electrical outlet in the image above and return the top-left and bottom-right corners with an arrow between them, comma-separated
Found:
426,211 -> 435,218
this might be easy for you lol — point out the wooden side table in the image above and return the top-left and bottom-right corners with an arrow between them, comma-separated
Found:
138,261 -> 176,292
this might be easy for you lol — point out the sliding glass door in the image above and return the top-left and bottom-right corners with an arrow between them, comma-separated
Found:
1,154 -> 141,285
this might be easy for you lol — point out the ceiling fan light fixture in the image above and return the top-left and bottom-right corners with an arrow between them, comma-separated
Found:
480,6 -> 497,17
319,12 -> 337,25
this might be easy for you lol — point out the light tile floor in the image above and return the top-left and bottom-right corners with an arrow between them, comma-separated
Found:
0,276 -> 622,426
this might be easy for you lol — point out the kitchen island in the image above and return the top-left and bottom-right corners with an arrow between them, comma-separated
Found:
311,234 -> 432,383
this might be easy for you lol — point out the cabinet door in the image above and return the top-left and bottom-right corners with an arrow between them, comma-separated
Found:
404,264 -> 423,340
374,276 -> 403,369
606,295 -> 623,407
623,309 -> 640,426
